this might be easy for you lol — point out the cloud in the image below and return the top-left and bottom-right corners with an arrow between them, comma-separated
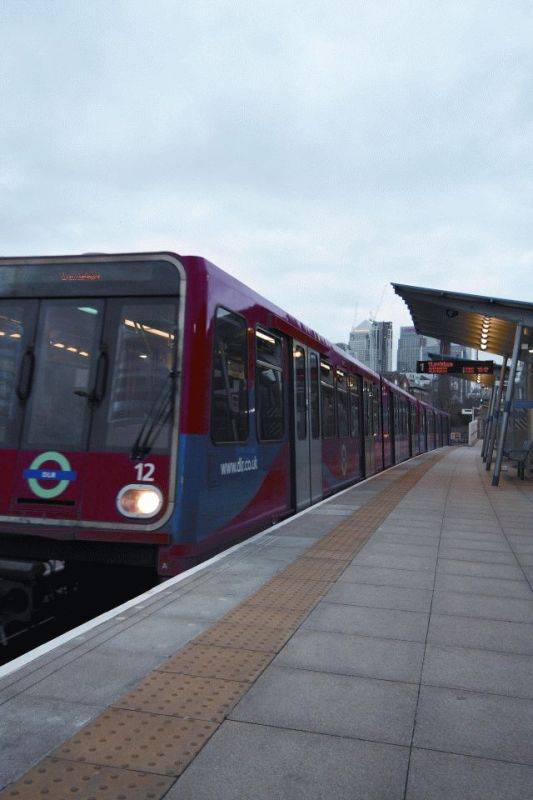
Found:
1,0 -> 532,357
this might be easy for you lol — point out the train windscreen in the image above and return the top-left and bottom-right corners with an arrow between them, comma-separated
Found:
0,295 -> 179,456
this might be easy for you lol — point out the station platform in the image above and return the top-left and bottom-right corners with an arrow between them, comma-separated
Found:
0,446 -> 532,800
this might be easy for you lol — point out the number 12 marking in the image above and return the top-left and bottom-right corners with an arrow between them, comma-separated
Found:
135,463 -> 155,482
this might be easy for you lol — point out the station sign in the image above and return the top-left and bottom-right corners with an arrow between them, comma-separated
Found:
417,359 -> 494,376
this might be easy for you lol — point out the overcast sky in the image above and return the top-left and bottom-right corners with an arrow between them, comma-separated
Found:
1,1 -> 532,357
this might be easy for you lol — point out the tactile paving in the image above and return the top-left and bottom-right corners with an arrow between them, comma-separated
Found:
53,707 -> 217,777
278,558 -> 347,582
301,549 -> 355,561
0,757 -> 173,800
114,672 -> 247,721
193,622 -> 294,653
159,643 -> 273,682
221,605 -> 307,631
246,577 -> 331,610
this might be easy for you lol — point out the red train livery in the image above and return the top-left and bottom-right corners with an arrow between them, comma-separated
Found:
0,253 -> 449,578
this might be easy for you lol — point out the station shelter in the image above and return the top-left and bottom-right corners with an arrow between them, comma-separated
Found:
393,284 -> 533,486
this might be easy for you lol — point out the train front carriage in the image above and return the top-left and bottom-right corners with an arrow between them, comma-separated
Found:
0,254 -> 182,579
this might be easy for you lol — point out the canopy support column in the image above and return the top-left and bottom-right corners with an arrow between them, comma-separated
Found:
484,358 -> 507,468
481,381 -> 497,461
492,325 -> 522,486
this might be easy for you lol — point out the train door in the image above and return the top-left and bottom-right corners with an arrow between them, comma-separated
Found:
292,341 -> 322,510
363,379 -> 375,475
389,393 -> 395,464
381,384 -> 393,468
348,374 -> 364,476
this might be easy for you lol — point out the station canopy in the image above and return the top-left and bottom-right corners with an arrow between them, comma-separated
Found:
392,284 -> 533,360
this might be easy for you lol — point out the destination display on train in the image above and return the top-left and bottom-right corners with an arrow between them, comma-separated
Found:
417,359 -> 494,375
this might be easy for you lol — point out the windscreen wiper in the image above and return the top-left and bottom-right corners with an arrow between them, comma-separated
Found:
131,370 -> 177,460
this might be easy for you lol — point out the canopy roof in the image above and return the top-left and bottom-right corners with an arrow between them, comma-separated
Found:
392,284 -> 533,360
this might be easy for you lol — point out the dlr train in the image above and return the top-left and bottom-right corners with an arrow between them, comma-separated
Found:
0,252 -> 449,582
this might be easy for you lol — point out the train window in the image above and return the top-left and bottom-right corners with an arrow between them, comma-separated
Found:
363,380 -> 373,436
309,353 -> 320,439
293,345 -> 306,440
348,375 -> 361,438
97,301 -> 178,452
372,386 -> 381,435
24,300 -> 104,450
320,359 -> 335,438
256,328 -> 284,441
0,300 -> 36,447
211,308 -> 249,443
382,389 -> 390,436
336,370 -> 349,437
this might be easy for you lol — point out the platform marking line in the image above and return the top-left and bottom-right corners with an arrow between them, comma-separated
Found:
0,452 -> 446,799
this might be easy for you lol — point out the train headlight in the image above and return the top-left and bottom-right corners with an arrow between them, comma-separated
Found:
116,485 -> 163,518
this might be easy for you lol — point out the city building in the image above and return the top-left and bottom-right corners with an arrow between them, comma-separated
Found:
349,319 -> 393,373
349,319 -> 371,366
397,326 -> 440,372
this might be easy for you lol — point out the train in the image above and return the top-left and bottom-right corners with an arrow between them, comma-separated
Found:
0,252 -> 449,591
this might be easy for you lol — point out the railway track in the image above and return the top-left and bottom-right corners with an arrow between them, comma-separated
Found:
0,562 -> 157,666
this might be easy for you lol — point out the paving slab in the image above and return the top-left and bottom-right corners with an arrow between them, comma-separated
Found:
413,684 -> 533,764
436,558 -> 524,580
427,613 -> 533,655
302,601 -> 429,642
432,591 -> 533,623
434,573 -> 532,599
273,629 -> 425,682
436,547 -> 517,564
422,642 -> 533,697
169,721 -> 410,800
338,564 -> 435,589
353,552 -> 437,570
406,748 -> 533,800
325,582 -> 433,612
230,665 -> 419,745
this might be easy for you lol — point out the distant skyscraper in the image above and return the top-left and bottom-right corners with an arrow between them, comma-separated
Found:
397,326 -> 440,371
349,319 -> 392,373
422,336 -> 440,360
349,319 -> 372,366
397,326 -> 423,372
371,320 -> 393,373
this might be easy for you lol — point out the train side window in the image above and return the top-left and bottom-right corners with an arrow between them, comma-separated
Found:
382,390 -> 390,436
320,359 -> 335,437
348,375 -> 361,438
256,328 -> 284,441
211,307 -> 249,443
363,380 -> 372,436
336,370 -> 349,437
309,353 -> 320,439
293,345 -> 306,440
372,385 -> 381,435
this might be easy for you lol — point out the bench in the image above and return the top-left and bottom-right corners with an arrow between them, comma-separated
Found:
504,440 -> 533,480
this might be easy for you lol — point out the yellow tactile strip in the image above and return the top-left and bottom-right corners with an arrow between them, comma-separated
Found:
54,709 -> 217,776
0,759 -> 174,800
0,452 -> 445,800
